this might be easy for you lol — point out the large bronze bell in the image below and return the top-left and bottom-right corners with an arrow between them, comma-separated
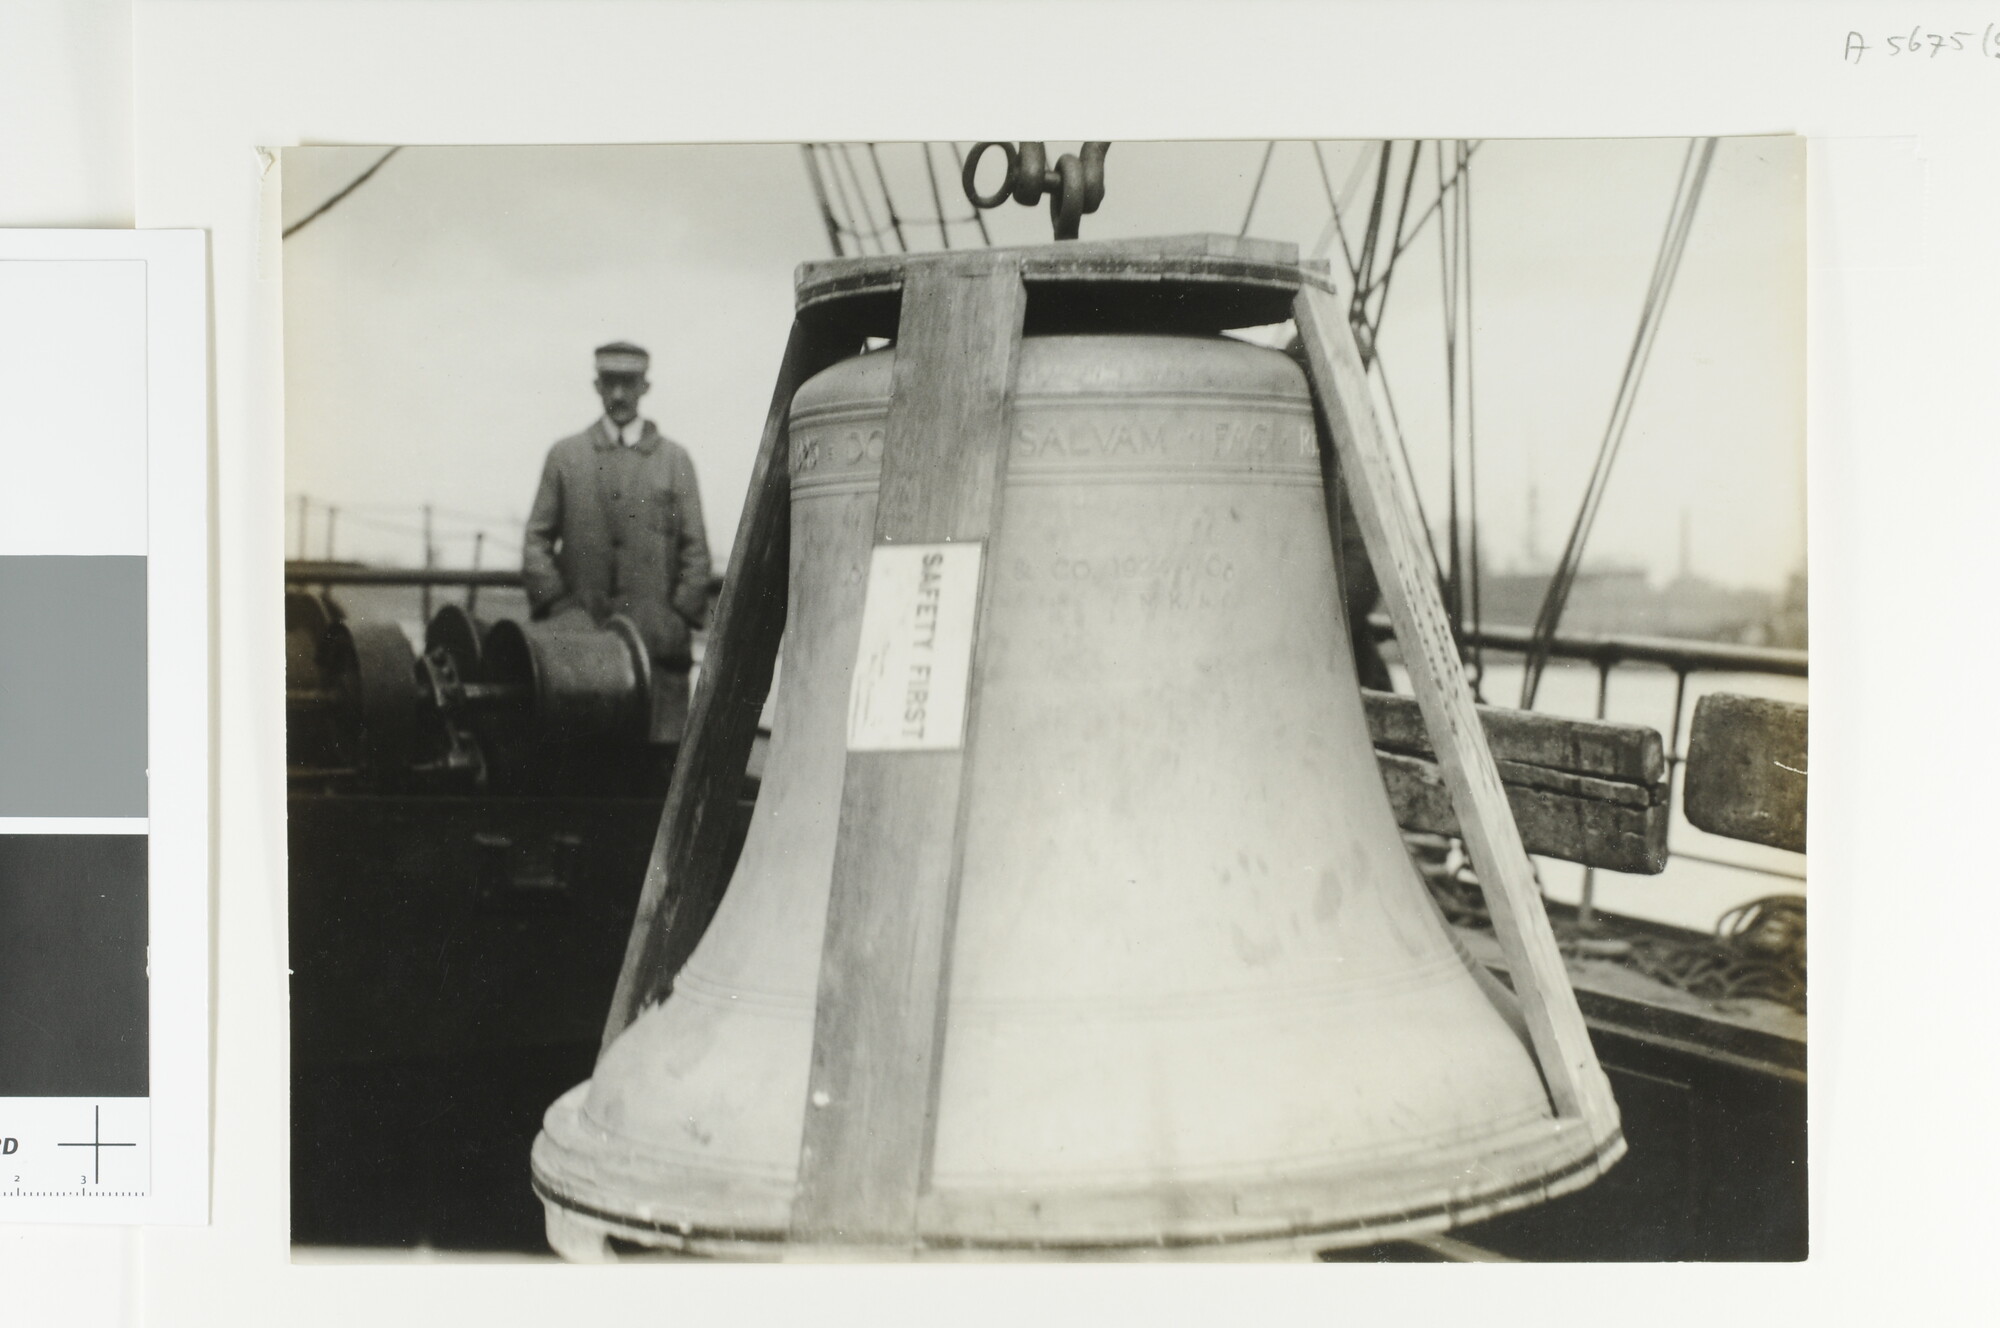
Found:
533,248 -> 1624,1258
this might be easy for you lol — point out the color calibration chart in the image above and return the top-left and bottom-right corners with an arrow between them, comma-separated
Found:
0,232 -> 208,1223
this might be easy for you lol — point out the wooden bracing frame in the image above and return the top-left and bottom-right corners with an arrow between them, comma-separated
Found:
597,243 -> 1620,1253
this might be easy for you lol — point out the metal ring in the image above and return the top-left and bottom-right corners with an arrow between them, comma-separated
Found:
1049,154 -> 1084,240
1013,141 -> 1050,206
962,142 -> 1019,209
1079,142 -> 1110,213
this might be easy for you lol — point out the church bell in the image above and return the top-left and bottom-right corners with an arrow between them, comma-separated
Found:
532,240 -> 1623,1259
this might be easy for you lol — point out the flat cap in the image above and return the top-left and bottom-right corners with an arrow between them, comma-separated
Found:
595,341 -> 650,375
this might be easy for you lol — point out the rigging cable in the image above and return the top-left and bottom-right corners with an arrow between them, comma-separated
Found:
818,143 -> 871,254
1520,137 -> 1719,708
1324,140 -> 1446,587
1239,141 -> 1277,237
834,144 -> 888,254
1352,141 -> 1395,326
1460,140 -> 1485,694
946,143 -> 994,246
283,147 -> 402,241
1433,140 -> 1486,693
1369,352 -> 1447,589
1360,141 -> 1426,357
1364,143 -> 1450,588
920,142 -> 953,250
1533,139 -> 1711,667
820,143 -> 986,252
1439,142 -> 1462,644
1380,141 -> 1485,272
1309,140 -> 1372,275
1536,140 -> 1712,696
1302,140 -> 1444,586
865,143 -> 910,252
800,145 -> 845,257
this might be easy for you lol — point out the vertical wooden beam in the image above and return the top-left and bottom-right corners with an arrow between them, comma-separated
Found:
789,253 -> 1027,1248
601,318 -> 856,1049
1294,283 -> 1619,1131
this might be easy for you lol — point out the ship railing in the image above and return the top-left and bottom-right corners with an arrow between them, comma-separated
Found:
282,564 -> 1808,893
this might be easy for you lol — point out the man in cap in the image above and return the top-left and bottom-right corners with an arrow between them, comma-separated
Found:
523,342 -> 713,778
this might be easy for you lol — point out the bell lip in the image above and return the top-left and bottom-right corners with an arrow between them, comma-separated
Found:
531,1085 -> 1625,1260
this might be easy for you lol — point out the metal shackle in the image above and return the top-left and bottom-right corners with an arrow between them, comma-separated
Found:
962,141 -> 1110,240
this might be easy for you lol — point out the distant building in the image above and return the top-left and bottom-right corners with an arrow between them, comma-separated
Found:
1746,570 -> 1807,650
1475,563 -> 1778,642
1472,497 -> 1790,645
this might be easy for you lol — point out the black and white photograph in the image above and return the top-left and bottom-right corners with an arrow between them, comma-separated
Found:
280,137 -> 1805,1262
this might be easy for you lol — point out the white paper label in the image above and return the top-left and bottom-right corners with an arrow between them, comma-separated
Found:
847,543 -> 984,752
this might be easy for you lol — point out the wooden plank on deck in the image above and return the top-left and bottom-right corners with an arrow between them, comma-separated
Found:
1377,750 -> 1670,874
1295,283 -> 1618,1130
1684,693 -> 1807,853
1363,688 -> 1666,786
789,253 -> 1027,1247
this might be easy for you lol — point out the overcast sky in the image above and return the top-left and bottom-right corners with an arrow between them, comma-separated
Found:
282,138 -> 1802,591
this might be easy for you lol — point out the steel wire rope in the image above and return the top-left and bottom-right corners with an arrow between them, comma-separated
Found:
819,142 -> 982,251
1531,142 -> 1712,699
426,506 -> 524,529
800,144 -> 846,256
1433,140 -> 1486,692
1352,141 -> 1395,308
1460,142 -> 1485,694
341,513 -> 424,537
1309,141 -> 1370,278
920,142 -> 953,250
945,143 -> 994,246
1375,141 -> 1485,276
283,147 -> 402,241
1521,137 -> 1718,708
1439,142 -> 1463,651
319,500 -> 521,532
865,143 -> 910,252
305,498 -> 425,515
810,144 -> 857,251
1238,141 -> 1276,237
819,144 -> 876,254
1359,141 -> 1426,357
1325,141 -> 1447,587
1302,140 -> 1443,590
1356,143 -> 1452,590
1423,868 -> 1804,1013
1532,142 -> 1701,653
1367,351 -> 1447,588
834,143 -> 890,255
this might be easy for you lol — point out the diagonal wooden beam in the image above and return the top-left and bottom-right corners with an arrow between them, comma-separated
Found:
1294,282 -> 1619,1131
601,318 -> 857,1049
789,252 -> 1027,1249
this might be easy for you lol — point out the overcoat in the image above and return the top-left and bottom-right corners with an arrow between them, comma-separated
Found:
523,420 -> 712,741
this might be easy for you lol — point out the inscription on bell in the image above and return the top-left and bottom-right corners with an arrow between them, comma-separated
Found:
1012,419 -> 1170,460
792,425 -> 888,474
794,411 -> 1318,488
1011,413 -> 1317,465
847,542 -> 984,752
